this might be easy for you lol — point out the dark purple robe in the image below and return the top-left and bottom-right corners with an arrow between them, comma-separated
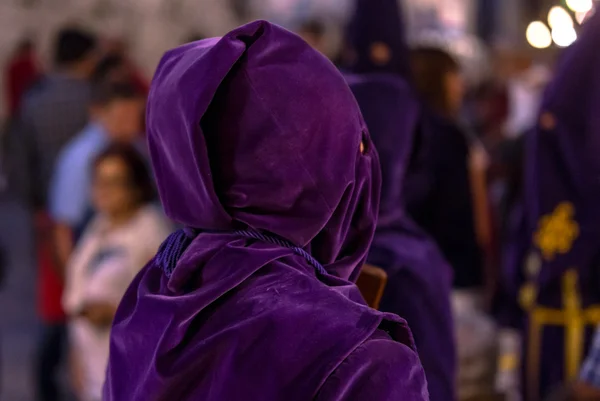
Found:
344,0 -> 482,291
344,2 -> 455,400
347,74 -> 455,401
502,12 -> 600,401
103,21 -> 429,401
410,113 -> 483,289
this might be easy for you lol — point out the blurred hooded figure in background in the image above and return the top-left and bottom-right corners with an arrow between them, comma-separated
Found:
502,10 -> 600,401
343,1 -> 455,400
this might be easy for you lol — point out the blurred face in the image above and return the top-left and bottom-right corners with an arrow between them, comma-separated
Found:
445,70 -> 465,117
98,99 -> 142,142
107,65 -> 131,85
81,50 -> 101,79
92,156 -> 139,217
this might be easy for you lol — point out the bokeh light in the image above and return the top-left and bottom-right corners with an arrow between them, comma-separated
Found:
548,6 -> 574,29
526,21 -> 552,49
566,0 -> 593,13
552,25 -> 578,47
575,8 -> 596,24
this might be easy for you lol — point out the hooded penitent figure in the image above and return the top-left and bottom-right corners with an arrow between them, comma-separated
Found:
348,75 -> 455,401
104,21 -> 428,401
343,0 -> 409,78
345,0 -> 483,291
502,11 -> 600,401
344,2 -> 455,400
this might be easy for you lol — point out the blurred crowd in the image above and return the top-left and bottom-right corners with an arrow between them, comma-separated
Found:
2,27 -> 172,401
0,3 -> 579,401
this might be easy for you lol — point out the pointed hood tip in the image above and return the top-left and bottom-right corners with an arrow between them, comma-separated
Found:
344,0 -> 410,78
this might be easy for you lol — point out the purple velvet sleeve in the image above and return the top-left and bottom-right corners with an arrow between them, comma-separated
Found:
316,330 -> 430,401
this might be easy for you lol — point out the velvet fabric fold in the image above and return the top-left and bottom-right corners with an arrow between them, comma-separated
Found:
104,20 -> 429,401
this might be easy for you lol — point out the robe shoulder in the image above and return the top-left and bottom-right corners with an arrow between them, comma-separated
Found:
316,329 -> 429,401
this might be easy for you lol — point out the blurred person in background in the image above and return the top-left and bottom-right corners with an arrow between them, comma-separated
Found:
409,46 -> 488,291
18,27 -> 97,211
91,56 -> 148,135
13,27 -> 98,401
343,1 -> 455,400
409,46 -> 498,400
297,19 -> 327,55
501,10 -> 600,401
92,55 -> 135,87
63,143 -> 170,401
50,83 -> 143,274
472,80 -> 509,149
101,39 -> 149,96
1,38 -> 41,198
3,38 -> 42,122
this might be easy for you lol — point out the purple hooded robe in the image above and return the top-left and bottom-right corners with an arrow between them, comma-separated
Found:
344,0 -> 481,290
343,2 -> 455,400
502,11 -> 600,401
347,74 -> 455,401
103,21 -> 429,401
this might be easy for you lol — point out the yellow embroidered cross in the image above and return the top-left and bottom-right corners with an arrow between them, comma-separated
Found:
520,202 -> 590,400
526,270 -> 600,401
533,202 -> 579,261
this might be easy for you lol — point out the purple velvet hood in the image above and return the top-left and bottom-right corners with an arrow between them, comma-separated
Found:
104,21 -> 427,401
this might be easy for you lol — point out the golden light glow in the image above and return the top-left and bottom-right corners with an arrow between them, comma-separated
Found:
548,6 -> 574,29
567,0 -> 593,13
552,25 -> 578,47
526,21 -> 552,49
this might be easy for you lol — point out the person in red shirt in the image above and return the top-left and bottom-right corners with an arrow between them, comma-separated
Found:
4,39 -> 41,119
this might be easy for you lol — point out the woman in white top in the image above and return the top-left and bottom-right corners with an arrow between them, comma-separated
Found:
63,143 -> 172,401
